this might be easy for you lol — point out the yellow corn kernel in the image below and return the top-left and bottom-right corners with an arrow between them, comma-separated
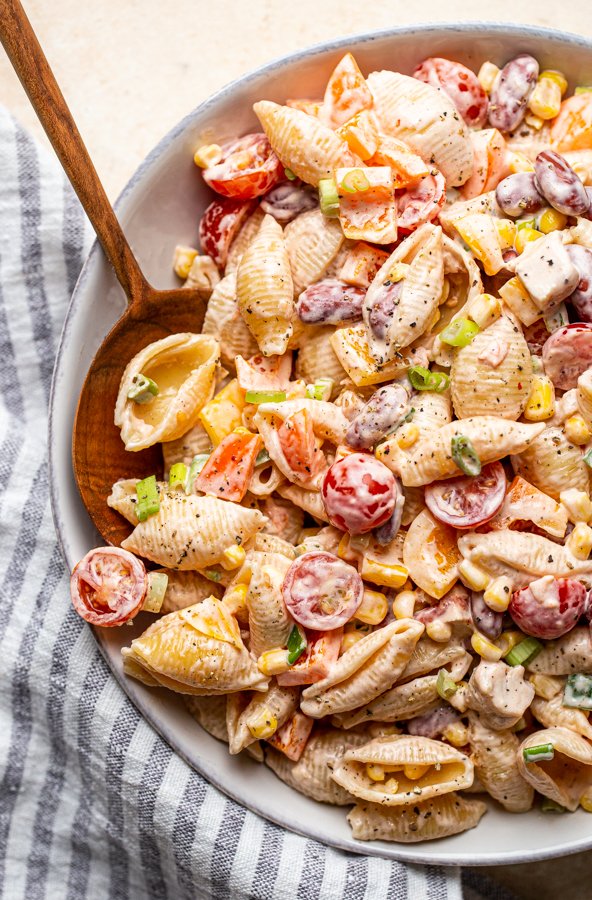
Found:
524,374 -> 555,422
515,227 -> 544,255
565,414 -> 592,446
442,722 -> 469,747
426,620 -> 452,643
368,723 -> 402,738
580,791 -> 592,813
172,244 -> 199,280
483,576 -> 514,613
383,777 -> 400,793
396,423 -> 419,449
471,631 -> 504,661
340,631 -> 364,653
198,379 -> 246,446
567,522 -> 592,560
538,208 -> 568,234
360,558 -> 408,589
355,588 -> 389,625
540,69 -> 568,96
366,763 -> 386,782
467,292 -> 502,329
193,143 -> 223,168
458,559 -> 490,591
559,488 -> 592,524
221,545 -> 246,570
478,60 -> 500,93
247,707 -> 278,740
222,582 -> 248,619
257,648 -> 290,677
508,151 -> 535,174
392,589 -> 417,620
529,77 -> 562,120
403,764 -> 430,781
529,672 -> 564,700
496,630 -> 523,658
524,112 -> 545,130
494,219 -> 518,251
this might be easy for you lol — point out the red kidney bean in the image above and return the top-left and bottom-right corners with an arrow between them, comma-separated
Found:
413,57 -> 488,128
470,591 -> 503,641
366,279 -> 404,340
346,384 -> 410,450
488,54 -> 539,132
542,323 -> 592,389
296,279 -> 366,325
566,244 -> 592,322
534,150 -> 591,216
407,705 -> 461,738
372,493 -> 404,545
509,577 -> 587,640
397,171 -> 446,233
415,585 -> 472,631
260,180 -> 318,223
495,172 -> 545,217
584,187 -> 592,220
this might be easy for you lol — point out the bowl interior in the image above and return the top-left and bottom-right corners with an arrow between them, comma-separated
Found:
49,23 -> 592,865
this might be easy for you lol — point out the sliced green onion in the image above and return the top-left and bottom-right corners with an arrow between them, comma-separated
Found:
255,449 -> 271,466
287,624 -> 307,665
523,743 -> 555,764
169,462 -> 187,490
136,475 -> 160,522
143,572 -> 169,613
584,448 -> 592,469
563,673 -> 592,710
245,390 -> 286,404
185,453 -> 210,493
305,377 -> 334,401
440,317 -> 480,348
340,169 -> 370,194
517,218 -> 537,231
504,636 -> 543,667
408,366 -> 450,393
543,302 -> 568,333
284,167 -> 297,181
451,435 -> 481,477
318,178 -> 340,218
541,797 -> 566,813
127,373 -> 159,404
436,669 -> 458,700
575,85 -> 592,94
204,569 -> 222,582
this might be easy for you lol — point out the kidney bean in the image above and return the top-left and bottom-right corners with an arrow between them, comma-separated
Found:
260,180 -> 318,223
346,384 -> 410,450
372,492 -> 405,545
397,171 -> 445,233
584,187 -> 592,220
495,172 -> 545,217
566,244 -> 592,322
366,280 -> 404,340
488,54 -> 539,132
413,57 -> 488,128
534,150 -> 591,217
509,577 -> 587,640
408,705 -> 461,738
542,323 -> 592,389
470,591 -> 503,641
296,279 -> 365,325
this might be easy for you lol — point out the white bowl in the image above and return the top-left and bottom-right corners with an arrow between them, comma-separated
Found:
49,23 -> 592,865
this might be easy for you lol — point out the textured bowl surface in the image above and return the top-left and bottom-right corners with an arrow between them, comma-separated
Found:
49,23 -> 592,864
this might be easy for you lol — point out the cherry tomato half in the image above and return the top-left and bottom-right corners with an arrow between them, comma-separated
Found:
509,577 -> 587,640
199,196 -> 257,269
396,171 -> 446,234
278,409 -> 324,479
413,57 -> 489,128
321,452 -> 397,534
424,462 -> 506,530
202,134 -> 283,200
281,551 -> 363,630
70,547 -> 147,627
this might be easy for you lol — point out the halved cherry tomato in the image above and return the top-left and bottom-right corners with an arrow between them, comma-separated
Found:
278,409 -> 324,479
70,547 -> 147,627
195,430 -> 263,502
321,452 -> 397,534
396,171 -> 446,233
199,197 -> 257,269
413,57 -> 489,128
282,551 -> 363,630
320,52 -> 373,130
424,462 -> 506,530
202,134 -> 283,199
509,577 -> 587,640
276,628 -> 343,685
542,323 -> 592,390
550,93 -> 592,152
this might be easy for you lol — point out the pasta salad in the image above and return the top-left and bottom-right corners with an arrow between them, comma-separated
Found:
70,51 -> 592,843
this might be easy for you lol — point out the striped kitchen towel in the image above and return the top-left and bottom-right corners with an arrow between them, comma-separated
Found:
0,104 -> 509,900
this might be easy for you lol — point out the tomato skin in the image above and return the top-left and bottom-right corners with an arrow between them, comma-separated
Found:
509,577 -> 587,640
202,134 -> 283,200
276,628 -> 343,685
194,430 -> 262,502
542,323 -> 592,391
396,171 -> 446,234
281,552 -> 363,630
199,196 -> 257,269
278,409 -> 324,480
424,462 -> 506,530
321,453 -> 397,534
70,547 -> 147,627
413,57 -> 489,128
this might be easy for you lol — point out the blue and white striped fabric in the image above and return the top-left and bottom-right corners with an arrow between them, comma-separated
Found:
0,105 -> 508,900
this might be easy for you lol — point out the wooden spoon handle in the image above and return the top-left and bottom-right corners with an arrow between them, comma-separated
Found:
0,0 -> 150,305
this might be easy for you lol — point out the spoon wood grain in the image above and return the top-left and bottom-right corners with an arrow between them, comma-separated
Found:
0,0 -> 206,546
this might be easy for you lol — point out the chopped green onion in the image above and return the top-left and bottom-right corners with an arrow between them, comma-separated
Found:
143,572 -> 169,613
127,373 -> 159,404
245,390 -> 286,404
451,435 -> 481,476
136,475 -> 160,522
287,624 -> 307,665
543,302 -> 568,333
504,636 -> 543,667
575,86 -> 592,94
408,366 -> 450,393
169,462 -> 187,490
440,317 -> 480,348
563,673 -> 592,710
185,453 -> 210,493
584,448 -> 592,469
305,377 -> 334,401
204,569 -> 222,582
284,167 -> 297,181
255,449 -> 271,466
541,797 -> 566,813
436,669 -> 458,700
340,169 -> 371,194
517,218 -> 537,231
318,178 -> 340,218
523,743 -> 555,764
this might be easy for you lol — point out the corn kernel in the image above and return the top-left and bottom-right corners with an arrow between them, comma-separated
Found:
524,112 -> 545,130
524,374 -> 555,421
515,226 -> 544,254
529,77 -> 562,120
540,70 -> 568,96
426,620 -> 452,643
388,262 -> 411,283
193,143 -> 223,168
222,583 -> 248,618
397,423 -> 419,449
580,791 -> 592,813
442,722 -> 469,747
458,559 -> 490,591
508,151 -> 535,174
355,588 -> 388,625
221,544 -> 246,570
467,292 -> 502,329
529,672 -> 564,700
404,764 -> 430,781
559,488 -> 592,524
384,777 -> 400,794
483,576 -> 514,613
257,648 -> 290,676
567,522 -> 592,560
496,630 -> 523,657
366,763 -> 386,782
478,60 -> 500,93
392,589 -> 417,620
340,632 -> 364,653
565,414 -> 592,446
471,631 -> 504,661
361,558 -> 408,589
538,208 -> 568,234
247,707 -> 278,740
172,244 -> 199,280
494,219 -> 518,251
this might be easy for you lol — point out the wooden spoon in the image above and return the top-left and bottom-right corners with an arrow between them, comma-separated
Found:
0,0 -> 207,546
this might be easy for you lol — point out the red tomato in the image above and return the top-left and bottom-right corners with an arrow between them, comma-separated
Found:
396,171 -> 446,233
278,409 -> 324,479
321,453 -> 397,534
199,196 -> 257,269
424,462 -> 507,530
542,323 -> 592,390
276,628 -> 343,685
282,552 -> 363,630
321,52 -> 373,129
70,547 -> 147,627
202,134 -> 283,199
413,57 -> 489,128
194,430 -> 262,502
509,577 -> 587,640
